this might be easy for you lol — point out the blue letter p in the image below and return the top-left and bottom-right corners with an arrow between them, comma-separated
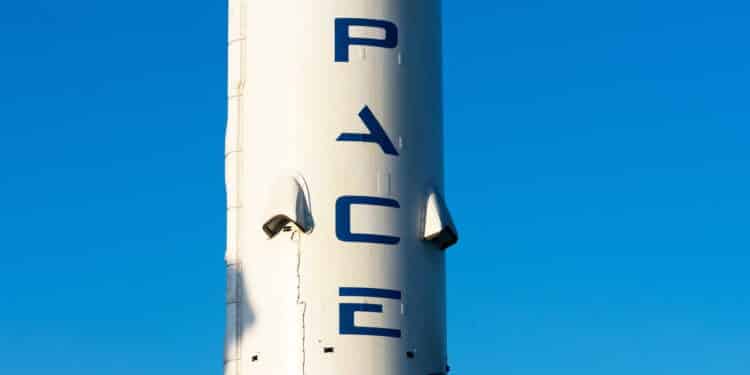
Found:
335,18 -> 398,62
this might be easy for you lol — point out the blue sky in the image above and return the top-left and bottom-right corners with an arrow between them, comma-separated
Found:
1,1 -> 750,374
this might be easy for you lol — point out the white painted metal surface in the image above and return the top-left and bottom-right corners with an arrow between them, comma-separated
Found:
225,1 -> 457,374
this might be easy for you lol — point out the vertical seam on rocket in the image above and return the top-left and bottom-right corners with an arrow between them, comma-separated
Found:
225,0 -> 245,374
296,233 -> 307,375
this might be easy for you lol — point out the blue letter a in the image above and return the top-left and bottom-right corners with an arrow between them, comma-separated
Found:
337,106 -> 399,156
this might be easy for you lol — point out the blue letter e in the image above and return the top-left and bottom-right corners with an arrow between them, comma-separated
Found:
339,287 -> 402,338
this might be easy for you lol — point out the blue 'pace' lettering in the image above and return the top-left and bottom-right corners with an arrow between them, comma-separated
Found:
337,106 -> 399,156
335,18 -> 398,62
336,196 -> 400,245
339,287 -> 402,338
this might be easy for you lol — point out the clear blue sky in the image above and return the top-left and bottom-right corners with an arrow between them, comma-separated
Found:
1,1 -> 749,374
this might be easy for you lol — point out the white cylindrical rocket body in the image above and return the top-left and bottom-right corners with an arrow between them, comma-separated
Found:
225,1 -> 457,374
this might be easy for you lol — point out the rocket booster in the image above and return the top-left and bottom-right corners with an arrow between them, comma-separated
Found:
224,1 -> 458,374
